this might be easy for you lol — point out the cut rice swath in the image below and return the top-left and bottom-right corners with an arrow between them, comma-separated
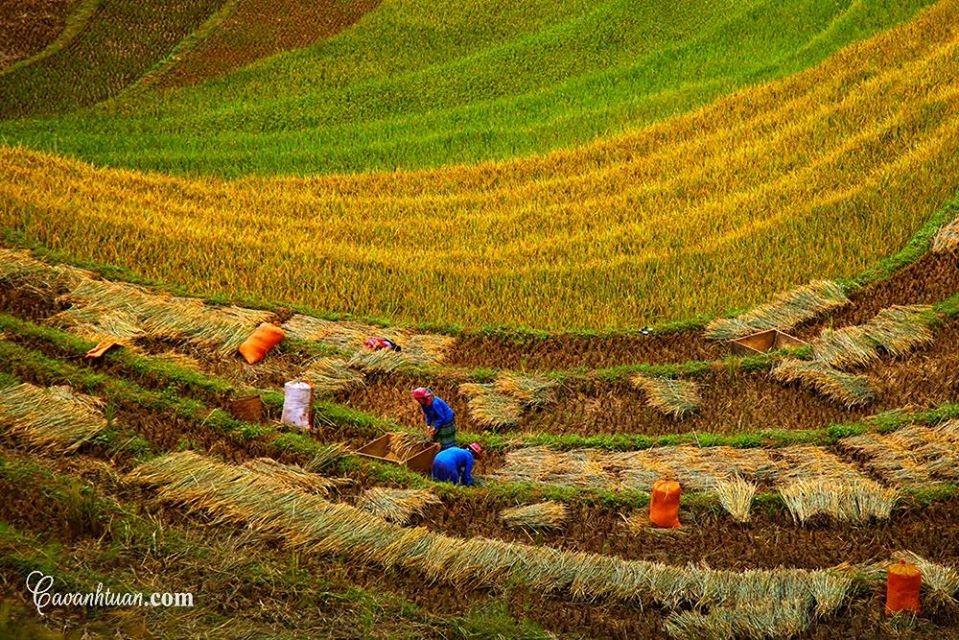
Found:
242,458 -> 344,496
56,278 -> 272,353
500,501 -> 568,530
282,314 -> 453,366
778,478 -> 897,524
933,214 -> 959,253
705,281 -> 848,341
460,373 -> 557,428
712,476 -> 757,523
812,305 -> 934,369
632,375 -> 700,419
356,487 -> 440,524
128,451 -> 858,621
304,442 -> 351,473
840,421 -> 959,485
772,359 -> 874,407
300,357 -> 364,395
665,599 -> 810,640
0,383 -> 106,452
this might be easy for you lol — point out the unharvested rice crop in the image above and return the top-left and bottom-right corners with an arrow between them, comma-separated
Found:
0,1 -> 936,175
459,373 -> 557,428
705,281 -> 848,341
128,451 -> 857,623
812,305 -> 934,369
0,382 -> 106,452
356,487 -> 440,525
499,501 -> 567,531
772,359 -> 875,407
2,1 -> 958,329
631,375 -> 700,419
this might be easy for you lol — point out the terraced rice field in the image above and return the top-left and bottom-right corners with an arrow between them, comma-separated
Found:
2,2 -> 959,328
0,0 -> 80,69
2,0 -> 959,637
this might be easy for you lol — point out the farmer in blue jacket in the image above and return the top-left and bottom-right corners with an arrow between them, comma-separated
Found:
431,443 -> 483,486
411,387 -> 457,449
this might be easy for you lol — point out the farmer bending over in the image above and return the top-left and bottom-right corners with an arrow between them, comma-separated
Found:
365,336 -> 402,352
411,387 -> 456,449
432,443 -> 482,486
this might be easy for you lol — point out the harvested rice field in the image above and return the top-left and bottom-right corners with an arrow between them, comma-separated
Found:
2,3 -> 959,639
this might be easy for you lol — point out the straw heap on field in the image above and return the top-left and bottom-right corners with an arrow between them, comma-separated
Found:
772,358 -> 874,407
459,373 -> 557,428
632,375 -> 700,419
705,281 -> 848,341
0,383 -> 106,453
128,452 -> 857,623
778,478 -> 897,524
300,357 -> 364,396
933,215 -> 959,253
242,458 -> 342,496
712,476 -> 758,523
356,487 -> 440,524
841,421 -> 959,485
812,305 -> 934,369
500,501 -> 568,531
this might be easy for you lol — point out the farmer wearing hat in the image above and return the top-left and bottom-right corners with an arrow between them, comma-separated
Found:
411,387 -> 457,449
431,443 -> 483,486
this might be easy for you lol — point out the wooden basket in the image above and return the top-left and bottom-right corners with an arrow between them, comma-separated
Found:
228,394 -> 264,422
730,329 -> 808,355
355,433 -> 440,474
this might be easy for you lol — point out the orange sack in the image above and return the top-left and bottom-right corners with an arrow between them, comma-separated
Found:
649,479 -> 681,528
238,323 -> 285,365
886,561 -> 921,615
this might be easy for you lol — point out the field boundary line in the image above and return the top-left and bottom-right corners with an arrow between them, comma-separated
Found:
114,0 -> 243,101
0,0 -> 103,78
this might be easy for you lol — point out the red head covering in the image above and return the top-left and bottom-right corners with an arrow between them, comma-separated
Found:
411,387 -> 433,405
